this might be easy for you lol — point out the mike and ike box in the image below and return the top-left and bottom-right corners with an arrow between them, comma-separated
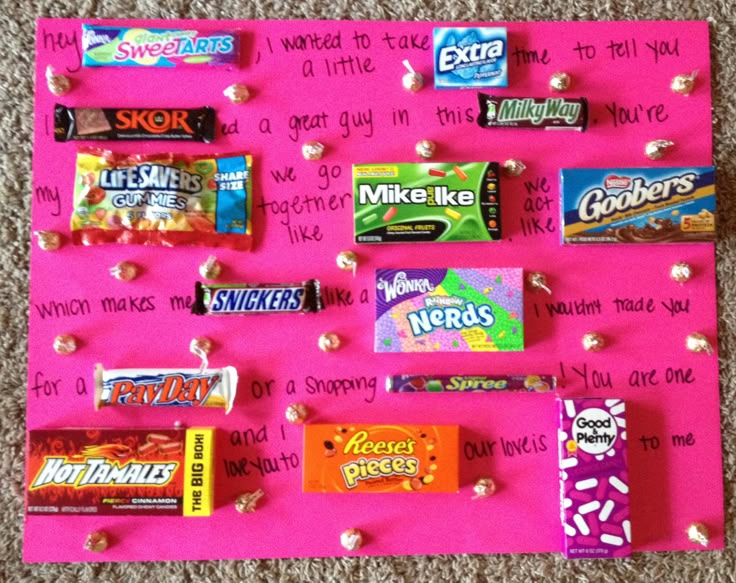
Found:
353,162 -> 501,244
303,424 -> 459,493
26,427 -> 215,516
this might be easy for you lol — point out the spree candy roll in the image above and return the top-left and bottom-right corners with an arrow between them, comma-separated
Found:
26,427 -> 215,516
387,374 -> 556,393
558,398 -> 631,559
70,148 -> 253,249
94,364 -> 238,413
81,25 -> 239,67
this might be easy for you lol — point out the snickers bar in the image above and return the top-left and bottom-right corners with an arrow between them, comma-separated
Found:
192,280 -> 323,315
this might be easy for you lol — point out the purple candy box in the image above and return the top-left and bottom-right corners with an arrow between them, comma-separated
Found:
558,398 -> 631,559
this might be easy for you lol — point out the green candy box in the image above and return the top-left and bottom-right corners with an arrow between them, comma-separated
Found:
353,162 -> 501,243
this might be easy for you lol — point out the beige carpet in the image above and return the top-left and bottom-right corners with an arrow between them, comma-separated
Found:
1,1 -> 735,581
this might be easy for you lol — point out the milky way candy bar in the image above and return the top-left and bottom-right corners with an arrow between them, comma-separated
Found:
478,94 -> 588,131
55,105 -> 216,142
192,280 -> 323,315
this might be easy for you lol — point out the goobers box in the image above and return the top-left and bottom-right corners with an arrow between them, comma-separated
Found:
560,166 -> 716,244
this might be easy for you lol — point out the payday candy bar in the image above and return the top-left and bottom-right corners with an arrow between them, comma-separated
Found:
561,167 -> 716,244
55,105 -> 215,143
82,25 -> 239,67
303,424 -> 459,493
558,398 -> 631,558
387,374 -> 556,393
26,427 -> 215,516
354,162 -> 501,243
94,364 -> 238,413
193,280 -> 322,315
478,94 -> 588,131
71,148 -> 252,249
375,268 -> 524,352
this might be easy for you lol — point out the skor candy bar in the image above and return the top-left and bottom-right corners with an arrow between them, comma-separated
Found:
558,398 -> 631,559
26,428 -> 215,516
375,268 -> 524,352
433,27 -> 507,89
560,167 -> 716,244
303,424 -> 459,493
82,25 -> 239,67
387,374 -> 556,393
70,148 -> 253,249
55,105 -> 216,142
353,163 -> 501,243
94,364 -> 238,413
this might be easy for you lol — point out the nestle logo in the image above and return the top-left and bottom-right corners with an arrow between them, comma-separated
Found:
605,175 -> 631,189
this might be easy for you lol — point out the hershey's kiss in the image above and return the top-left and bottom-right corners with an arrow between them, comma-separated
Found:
686,333 -> 713,355
550,71 -> 571,92
415,139 -> 436,159
340,528 -> 363,551
190,337 -> 213,356
46,65 -> 71,96
84,531 -> 109,553
302,141 -> 325,161
319,332 -> 341,352
336,251 -> 357,275
53,334 -> 78,355
110,261 -> 138,282
35,230 -> 61,251
285,402 -> 309,424
582,332 -> 606,352
670,262 -> 692,283
526,272 -> 552,294
671,71 -> 697,95
503,159 -> 527,177
401,59 -> 423,92
199,255 -> 222,280
223,83 -> 250,104
687,522 -> 709,547
472,477 -> 497,499
645,139 -> 674,160
235,489 -> 264,514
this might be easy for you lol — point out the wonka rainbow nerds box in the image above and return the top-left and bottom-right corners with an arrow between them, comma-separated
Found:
375,268 -> 524,352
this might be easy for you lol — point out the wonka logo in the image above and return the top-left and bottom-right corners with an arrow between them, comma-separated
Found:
104,373 -> 221,407
377,272 -> 435,302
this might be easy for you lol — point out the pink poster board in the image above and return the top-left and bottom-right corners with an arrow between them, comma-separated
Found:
27,18 -> 722,562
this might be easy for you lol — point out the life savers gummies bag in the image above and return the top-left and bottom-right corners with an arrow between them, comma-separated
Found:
71,148 -> 253,250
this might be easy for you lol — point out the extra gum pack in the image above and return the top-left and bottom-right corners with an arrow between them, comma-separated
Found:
26,428 -> 215,516
303,424 -> 459,493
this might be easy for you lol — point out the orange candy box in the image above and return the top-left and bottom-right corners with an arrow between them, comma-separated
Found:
303,424 -> 459,493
